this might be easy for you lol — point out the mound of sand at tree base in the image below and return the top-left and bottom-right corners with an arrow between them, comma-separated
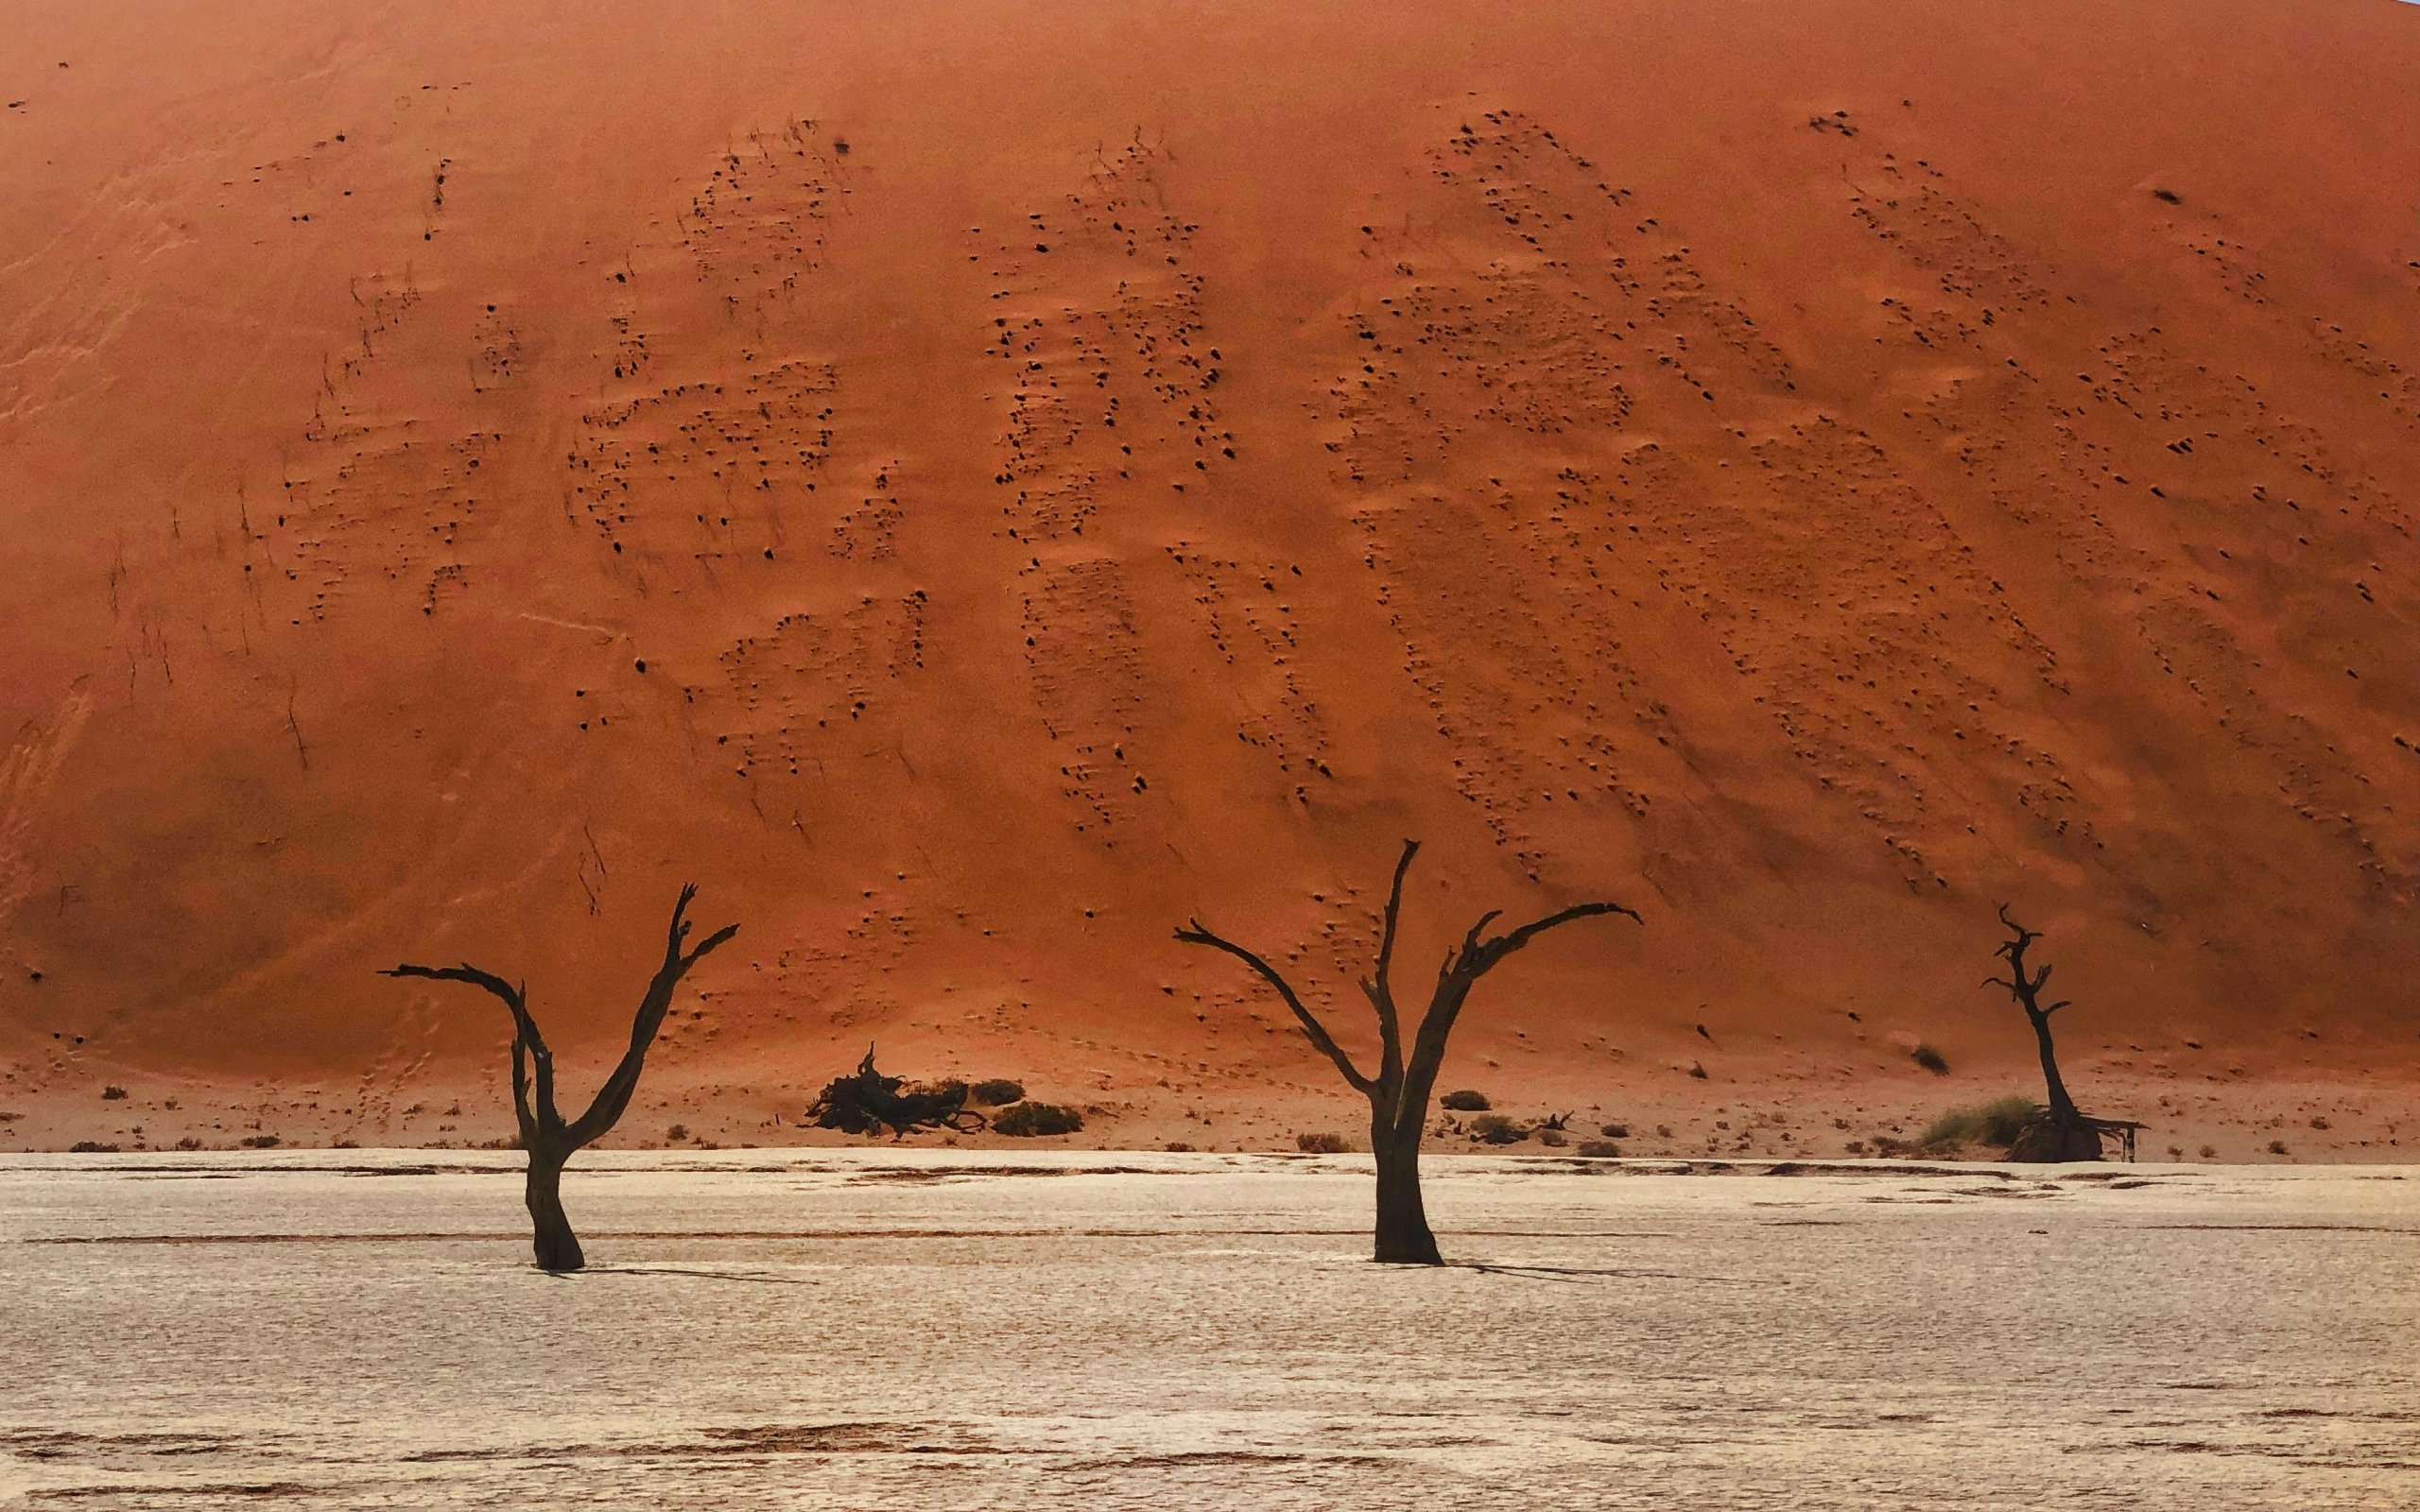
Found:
1,0 -> 2414,1155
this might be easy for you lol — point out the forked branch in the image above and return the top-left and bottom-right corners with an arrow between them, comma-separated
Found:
1408,900 -> 1644,1088
385,884 -> 738,1151
565,884 -> 737,1146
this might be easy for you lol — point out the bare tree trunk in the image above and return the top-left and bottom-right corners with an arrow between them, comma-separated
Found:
524,1143 -> 584,1273
2029,1010 -> 2081,1127
1372,1118 -> 1441,1265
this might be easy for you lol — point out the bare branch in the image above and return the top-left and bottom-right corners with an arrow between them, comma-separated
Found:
563,886 -> 737,1146
1400,897 -> 1642,1137
384,962 -> 558,1133
508,1026 -> 533,1144
383,960 -> 519,1004
1176,920 -> 1377,1096
1367,839 -> 1419,1085
1479,901 -> 1644,965
1995,902 -> 2040,951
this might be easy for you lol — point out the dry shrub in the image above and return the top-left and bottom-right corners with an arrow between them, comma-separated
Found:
1470,1113 -> 1527,1144
1918,1095 -> 2041,1151
1440,1089 -> 1491,1111
994,1101 -> 1083,1138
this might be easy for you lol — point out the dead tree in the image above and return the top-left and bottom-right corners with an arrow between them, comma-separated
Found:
1177,840 -> 1639,1264
1982,904 -> 2108,1162
384,884 -> 737,1271
804,1046 -> 987,1138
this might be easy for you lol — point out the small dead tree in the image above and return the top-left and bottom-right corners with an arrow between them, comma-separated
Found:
384,884 -> 737,1271
1177,840 -> 1639,1264
1982,903 -> 2106,1162
804,1046 -> 987,1138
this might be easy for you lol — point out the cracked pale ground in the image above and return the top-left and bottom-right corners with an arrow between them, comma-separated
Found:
5,1150 -> 2414,1510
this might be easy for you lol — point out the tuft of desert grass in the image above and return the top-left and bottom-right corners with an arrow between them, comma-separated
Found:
1918,1094 -> 2042,1151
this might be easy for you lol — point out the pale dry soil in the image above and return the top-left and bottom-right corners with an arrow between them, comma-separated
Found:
1,1151 -> 2413,1510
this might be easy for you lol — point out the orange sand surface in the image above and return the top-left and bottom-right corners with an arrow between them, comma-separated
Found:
2,1 -> 2413,1158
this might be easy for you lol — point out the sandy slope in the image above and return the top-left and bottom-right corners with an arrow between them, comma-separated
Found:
1,1 -> 2413,1154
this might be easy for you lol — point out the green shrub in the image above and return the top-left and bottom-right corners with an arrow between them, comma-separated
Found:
1295,1131 -> 1349,1153
69,1141 -> 120,1153
1577,1139 -> 1622,1158
1164,1142 -> 1195,1153
1599,1122 -> 1630,1139
173,1136 -> 203,1151
994,1101 -> 1083,1138
1918,1094 -> 2042,1150
1535,1127 -> 1568,1148
1440,1089 -> 1491,1111
238,1134 -> 282,1149
1470,1113 -> 1527,1144
971,1078 -> 1027,1107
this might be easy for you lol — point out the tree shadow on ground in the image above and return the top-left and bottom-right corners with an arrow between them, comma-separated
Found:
566,1263 -> 821,1286
1455,1262 -> 1766,1286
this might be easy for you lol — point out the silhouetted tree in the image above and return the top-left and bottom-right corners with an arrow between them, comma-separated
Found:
384,884 -> 737,1271
1982,904 -> 2104,1162
1178,840 -> 1639,1263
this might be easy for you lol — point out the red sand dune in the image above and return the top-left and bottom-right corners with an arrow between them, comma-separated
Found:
2,1 -> 2413,1157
